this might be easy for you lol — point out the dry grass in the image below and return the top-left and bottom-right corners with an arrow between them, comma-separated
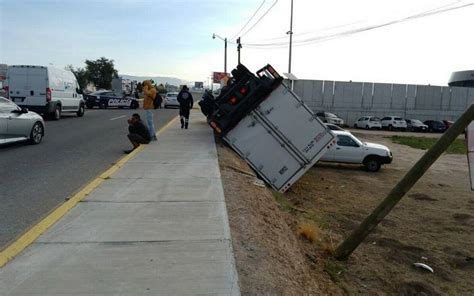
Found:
298,222 -> 321,243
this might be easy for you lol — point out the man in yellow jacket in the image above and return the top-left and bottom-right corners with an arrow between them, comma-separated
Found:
143,80 -> 157,141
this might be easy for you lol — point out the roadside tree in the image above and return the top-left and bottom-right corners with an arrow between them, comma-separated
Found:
85,57 -> 118,89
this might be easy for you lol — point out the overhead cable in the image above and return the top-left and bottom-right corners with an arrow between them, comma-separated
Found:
240,0 -> 279,38
242,1 -> 474,49
232,0 -> 266,39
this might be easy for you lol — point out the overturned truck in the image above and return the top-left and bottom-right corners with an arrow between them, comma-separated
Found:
201,64 -> 335,192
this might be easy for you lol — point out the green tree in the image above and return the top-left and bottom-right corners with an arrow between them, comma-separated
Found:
85,57 -> 118,89
65,65 -> 88,91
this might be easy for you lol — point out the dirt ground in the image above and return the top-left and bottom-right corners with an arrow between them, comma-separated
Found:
217,131 -> 473,295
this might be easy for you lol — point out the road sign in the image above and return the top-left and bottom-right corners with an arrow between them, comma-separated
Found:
212,72 -> 228,83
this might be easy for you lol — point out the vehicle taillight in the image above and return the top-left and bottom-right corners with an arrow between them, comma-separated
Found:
230,96 -> 238,105
46,88 -> 52,102
4,86 -> 9,99
239,87 -> 247,95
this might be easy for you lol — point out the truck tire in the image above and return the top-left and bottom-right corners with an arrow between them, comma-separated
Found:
52,105 -> 61,120
364,156 -> 381,172
77,104 -> 85,117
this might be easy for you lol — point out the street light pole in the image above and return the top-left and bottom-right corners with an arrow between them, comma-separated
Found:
288,0 -> 294,74
213,33 -> 228,74
224,38 -> 227,74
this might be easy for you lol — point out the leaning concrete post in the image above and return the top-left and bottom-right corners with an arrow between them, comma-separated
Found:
335,104 -> 474,260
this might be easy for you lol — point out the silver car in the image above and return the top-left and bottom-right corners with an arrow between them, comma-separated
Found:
164,92 -> 180,108
0,97 -> 45,145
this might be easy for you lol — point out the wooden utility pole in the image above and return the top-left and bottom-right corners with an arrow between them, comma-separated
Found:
237,37 -> 242,65
335,104 -> 474,260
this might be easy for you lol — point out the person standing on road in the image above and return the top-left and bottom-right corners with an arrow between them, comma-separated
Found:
125,113 -> 150,154
177,85 -> 194,129
143,80 -> 157,141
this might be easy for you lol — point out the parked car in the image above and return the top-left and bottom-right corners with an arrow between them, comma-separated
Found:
354,116 -> 382,129
164,92 -> 180,108
316,111 -> 344,126
6,65 -> 85,120
0,97 -> 44,145
443,120 -> 454,129
424,120 -> 446,132
381,116 -> 407,131
84,90 -> 139,109
405,119 -> 428,132
319,130 -> 392,172
325,123 -> 345,131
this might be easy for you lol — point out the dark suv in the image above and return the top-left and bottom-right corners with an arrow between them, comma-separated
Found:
424,120 -> 446,133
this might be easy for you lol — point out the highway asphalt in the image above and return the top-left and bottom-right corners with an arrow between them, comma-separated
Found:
0,107 -> 178,249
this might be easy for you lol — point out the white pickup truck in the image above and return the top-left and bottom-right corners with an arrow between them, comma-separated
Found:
320,130 -> 393,172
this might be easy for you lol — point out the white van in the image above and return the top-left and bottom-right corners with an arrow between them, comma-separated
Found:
6,65 -> 85,120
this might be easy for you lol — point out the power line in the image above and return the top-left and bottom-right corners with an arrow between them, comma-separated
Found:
240,0 -> 279,38
232,0 -> 266,39
242,1 -> 474,49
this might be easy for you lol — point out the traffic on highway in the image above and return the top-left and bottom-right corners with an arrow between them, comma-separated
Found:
0,64 -> 180,249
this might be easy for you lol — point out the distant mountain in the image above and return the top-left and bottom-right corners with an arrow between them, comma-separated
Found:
119,74 -> 187,86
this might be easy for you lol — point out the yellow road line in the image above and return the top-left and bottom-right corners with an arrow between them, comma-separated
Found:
0,116 -> 178,268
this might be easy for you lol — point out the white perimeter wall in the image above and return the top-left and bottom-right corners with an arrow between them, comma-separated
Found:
292,79 -> 474,126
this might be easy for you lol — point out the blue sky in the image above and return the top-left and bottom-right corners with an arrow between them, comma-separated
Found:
0,0 -> 253,79
1,0 -> 474,86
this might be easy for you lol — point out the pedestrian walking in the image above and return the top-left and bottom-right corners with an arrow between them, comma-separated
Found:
143,80 -> 157,141
177,85 -> 194,129
124,113 -> 150,154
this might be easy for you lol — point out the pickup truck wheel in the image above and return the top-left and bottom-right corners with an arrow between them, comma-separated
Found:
99,102 -> 107,109
364,156 -> 381,172
388,125 -> 393,131
354,124 -> 358,128
77,104 -> 85,117
365,125 -> 369,129
29,122 -> 44,144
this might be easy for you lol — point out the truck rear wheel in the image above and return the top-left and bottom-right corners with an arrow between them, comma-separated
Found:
52,105 -> 61,120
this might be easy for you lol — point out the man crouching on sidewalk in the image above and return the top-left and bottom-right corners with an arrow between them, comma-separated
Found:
124,113 -> 150,154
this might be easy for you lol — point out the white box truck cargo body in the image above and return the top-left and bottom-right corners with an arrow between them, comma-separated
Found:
224,84 -> 335,192
6,65 -> 85,119
204,64 -> 335,192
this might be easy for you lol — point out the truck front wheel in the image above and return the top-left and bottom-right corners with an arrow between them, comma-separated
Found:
364,156 -> 381,172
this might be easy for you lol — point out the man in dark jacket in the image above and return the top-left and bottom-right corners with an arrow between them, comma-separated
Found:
177,85 -> 194,129
125,113 -> 150,154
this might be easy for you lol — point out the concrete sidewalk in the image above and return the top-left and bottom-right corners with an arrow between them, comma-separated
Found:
0,112 -> 240,295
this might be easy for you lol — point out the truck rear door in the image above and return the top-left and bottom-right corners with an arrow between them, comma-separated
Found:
8,66 -> 47,107
224,114 -> 305,191
255,84 -> 335,164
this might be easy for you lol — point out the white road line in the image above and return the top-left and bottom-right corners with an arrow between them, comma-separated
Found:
110,115 -> 127,121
